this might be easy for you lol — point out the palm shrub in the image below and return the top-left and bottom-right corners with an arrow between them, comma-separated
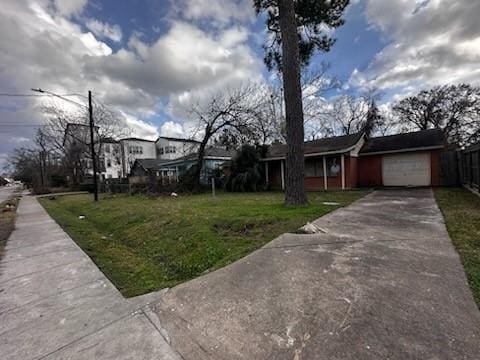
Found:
226,145 -> 264,192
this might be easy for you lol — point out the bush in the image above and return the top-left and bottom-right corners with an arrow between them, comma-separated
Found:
226,145 -> 264,192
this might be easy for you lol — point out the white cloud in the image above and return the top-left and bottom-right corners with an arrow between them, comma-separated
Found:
53,0 -> 88,17
172,0 -> 254,27
0,0 -> 263,161
351,0 -> 480,96
85,21 -> 261,98
160,121 -> 185,138
120,111 -> 159,140
86,19 -> 123,42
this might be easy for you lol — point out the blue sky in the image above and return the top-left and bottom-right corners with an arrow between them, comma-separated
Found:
1,0 -> 480,168
80,0 -> 386,93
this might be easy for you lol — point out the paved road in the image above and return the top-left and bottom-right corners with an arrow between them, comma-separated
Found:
0,196 -> 181,360
0,186 -> 15,203
1,190 -> 479,359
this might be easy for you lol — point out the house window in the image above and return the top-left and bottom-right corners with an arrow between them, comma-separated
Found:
107,159 -> 112,168
158,147 -> 164,155
104,144 -> 110,153
305,156 -> 341,177
165,146 -> 176,154
305,158 -> 323,177
128,145 -> 143,154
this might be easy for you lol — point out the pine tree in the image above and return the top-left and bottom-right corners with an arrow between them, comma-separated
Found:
254,0 -> 350,205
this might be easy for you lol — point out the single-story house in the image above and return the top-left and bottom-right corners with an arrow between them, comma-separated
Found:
130,158 -> 171,177
263,128 -> 445,190
130,147 -> 234,184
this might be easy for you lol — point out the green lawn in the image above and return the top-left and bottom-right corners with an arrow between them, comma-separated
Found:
39,191 -> 368,297
0,197 -> 19,260
434,188 -> 480,308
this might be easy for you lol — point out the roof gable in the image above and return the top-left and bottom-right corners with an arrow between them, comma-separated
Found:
265,133 -> 364,159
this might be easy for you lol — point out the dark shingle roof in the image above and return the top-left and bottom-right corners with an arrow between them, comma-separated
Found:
136,147 -> 234,169
157,136 -> 201,144
102,137 -> 119,143
168,147 -> 234,163
120,137 -> 156,143
360,129 -> 444,154
265,133 -> 364,159
135,158 -> 170,170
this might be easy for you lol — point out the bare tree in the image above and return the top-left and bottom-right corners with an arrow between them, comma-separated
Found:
392,84 -> 480,146
39,97 -> 130,185
187,84 -> 260,189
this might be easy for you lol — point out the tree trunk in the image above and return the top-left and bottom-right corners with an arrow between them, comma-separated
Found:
194,139 -> 208,191
278,0 -> 308,205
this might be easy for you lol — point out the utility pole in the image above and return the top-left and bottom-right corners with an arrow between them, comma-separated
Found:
31,87 -> 101,202
88,91 -> 99,201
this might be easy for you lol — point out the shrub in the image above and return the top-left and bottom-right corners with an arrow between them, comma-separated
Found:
226,145 -> 264,192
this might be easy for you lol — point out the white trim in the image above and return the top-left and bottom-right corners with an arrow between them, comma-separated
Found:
323,156 -> 327,190
280,160 -> 285,191
350,136 -> 366,157
359,145 -> 443,157
204,156 -> 232,160
261,142 -> 364,162
260,156 -> 285,161
341,154 -> 345,190
159,156 -> 231,167
261,146 -> 356,161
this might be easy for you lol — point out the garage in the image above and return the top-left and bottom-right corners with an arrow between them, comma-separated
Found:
382,152 -> 431,186
357,129 -> 445,188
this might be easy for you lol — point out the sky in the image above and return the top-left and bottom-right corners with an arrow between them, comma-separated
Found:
1,0 -> 480,169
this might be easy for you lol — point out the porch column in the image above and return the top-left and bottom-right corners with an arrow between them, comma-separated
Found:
341,154 -> 346,190
265,161 -> 269,184
323,156 -> 328,190
280,160 -> 285,191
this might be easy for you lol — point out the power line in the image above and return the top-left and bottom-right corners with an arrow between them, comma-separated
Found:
0,93 -> 51,97
0,124 -> 48,126
31,89 -> 88,108
0,92 -> 87,98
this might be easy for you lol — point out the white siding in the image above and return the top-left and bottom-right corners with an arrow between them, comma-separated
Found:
121,139 -> 157,175
156,138 -> 199,160
102,142 -> 123,179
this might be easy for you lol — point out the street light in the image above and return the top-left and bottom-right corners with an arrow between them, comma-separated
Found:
31,88 -> 99,201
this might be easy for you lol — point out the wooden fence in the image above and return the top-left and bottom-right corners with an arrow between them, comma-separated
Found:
459,143 -> 480,191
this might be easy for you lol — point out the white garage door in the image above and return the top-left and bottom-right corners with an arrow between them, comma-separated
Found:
382,152 -> 431,186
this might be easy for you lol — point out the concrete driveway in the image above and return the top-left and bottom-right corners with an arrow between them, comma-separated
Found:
1,190 -> 479,359
145,189 -> 480,359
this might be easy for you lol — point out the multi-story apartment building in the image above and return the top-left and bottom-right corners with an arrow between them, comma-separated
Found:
155,136 -> 200,161
119,138 -> 157,176
101,139 -> 123,179
64,123 -> 211,180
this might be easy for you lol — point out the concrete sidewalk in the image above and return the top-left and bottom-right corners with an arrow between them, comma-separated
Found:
145,189 -> 480,359
1,190 -> 480,359
0,196 -> 181,360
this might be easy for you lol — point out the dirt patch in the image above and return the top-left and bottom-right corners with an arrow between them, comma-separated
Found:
212,219 -> 277,237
